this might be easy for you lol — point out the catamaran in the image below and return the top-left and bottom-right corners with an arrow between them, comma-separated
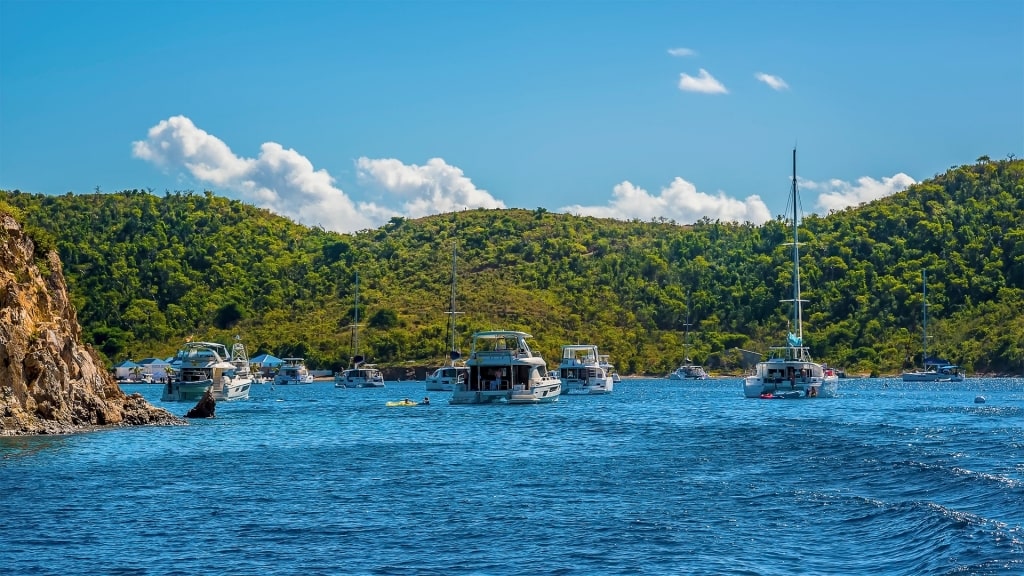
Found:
743,149 -> 839,399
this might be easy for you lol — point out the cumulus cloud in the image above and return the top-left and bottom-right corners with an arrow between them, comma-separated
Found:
132,115 -> 504,233
804,173 -> 917,213
755,72 -> 789,91
668,47 -> 697,57
560,177 -> 771,225
355,157 -> 505,217
678,69 -> 728,94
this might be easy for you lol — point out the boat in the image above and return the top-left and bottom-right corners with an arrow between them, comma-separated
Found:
667,297 -> 709,380
902,270 -> 964,382
450,330 -> 561,404
599,354 -> 622,383
161,340 -> 253,402
668,364 -> 710,380
337,363 -> 385,388
274,357 -> 314,385
335,273 -> 385,388
557,344 -> 614,395
425,243 -> 468,392
743,149 -> 839,399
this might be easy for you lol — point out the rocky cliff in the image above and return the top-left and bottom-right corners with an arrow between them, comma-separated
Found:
0,211 -> 182,435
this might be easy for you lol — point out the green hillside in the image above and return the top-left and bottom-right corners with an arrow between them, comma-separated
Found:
3,157 -> 1022,376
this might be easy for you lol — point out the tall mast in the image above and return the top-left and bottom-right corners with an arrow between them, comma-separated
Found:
683,294 -> 693,362
791,147 -> 803,342
921,270 -> 928,362
350,273 -> 361,364
447,243 -> 459,362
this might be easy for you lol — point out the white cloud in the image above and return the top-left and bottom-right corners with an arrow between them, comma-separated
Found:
132,115 -> 382,232
755,72 -> 789,91
805,173 -> 917,213
668,47 -> 697,57
678,69 -> 728,94
132,115 -> 506,233
560,177 -> 771,225
355,157 -> 505,217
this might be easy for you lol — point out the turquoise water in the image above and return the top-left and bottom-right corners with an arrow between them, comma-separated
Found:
2,378 -> 1022,575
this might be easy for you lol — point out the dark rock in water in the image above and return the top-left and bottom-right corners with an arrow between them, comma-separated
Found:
0,212 -> 183,436
185,388 -> 216,418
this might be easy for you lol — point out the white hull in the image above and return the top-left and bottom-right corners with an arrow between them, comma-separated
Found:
424,380 -> 455,392
562,377 -> 614,395
450,380 -> 561,405
274,374 -> 314,385
902,371 -> 964,382
743,359 -> 839,399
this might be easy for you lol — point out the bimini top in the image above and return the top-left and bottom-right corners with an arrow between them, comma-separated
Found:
469,331 -> 537,359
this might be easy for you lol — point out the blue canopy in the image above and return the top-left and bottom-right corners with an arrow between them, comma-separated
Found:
250,353 -> 285,366
787,332 -> 803,347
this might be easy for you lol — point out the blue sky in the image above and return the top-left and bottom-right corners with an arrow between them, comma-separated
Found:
2,0 -> 1021,233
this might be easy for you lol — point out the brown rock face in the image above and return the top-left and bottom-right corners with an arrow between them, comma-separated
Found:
184,388 -> 216,419
0,212 -> 183,435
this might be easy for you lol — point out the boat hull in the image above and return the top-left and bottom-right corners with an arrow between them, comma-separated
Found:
902,371 -> 965,382
451,381 -> 561,405
561,377 -> 614,395
743,374 -> 839,399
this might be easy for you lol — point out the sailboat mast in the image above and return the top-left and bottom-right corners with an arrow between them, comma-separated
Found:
921,270 -> 928,362
352,273 -> 360,361
792,148 -> 803,340
448,243 -> 458,359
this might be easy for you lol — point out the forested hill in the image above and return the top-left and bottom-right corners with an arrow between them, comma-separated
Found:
2,158 -> 1022,376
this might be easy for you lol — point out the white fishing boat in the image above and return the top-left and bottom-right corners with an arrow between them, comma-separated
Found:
161,340 -> 253,402
557,344 -> 614,395
902,270 -> 964,382
743,149 -> 839,399
336,273 -> 386,388
599,354 -> 622,383
426,243 -> 467,392
274,357 -> 314,385
450,330 -> 561,405
667,297 -> 709,380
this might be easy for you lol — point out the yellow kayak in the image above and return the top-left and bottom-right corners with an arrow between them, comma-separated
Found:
386,399 -> 419,407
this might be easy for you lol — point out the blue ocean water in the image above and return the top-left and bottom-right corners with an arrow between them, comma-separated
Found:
2,378 -> 1022,575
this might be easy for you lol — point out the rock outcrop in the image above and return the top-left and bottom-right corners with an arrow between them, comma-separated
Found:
0,211 -> 183,435
184,388 -> 216,419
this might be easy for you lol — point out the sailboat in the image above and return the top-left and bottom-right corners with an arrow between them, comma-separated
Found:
425,244 -> 468,392
335,273 -> 384,388
667,296 -> 709,380
901,270 -> 964,382
743,149 -> 839,399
